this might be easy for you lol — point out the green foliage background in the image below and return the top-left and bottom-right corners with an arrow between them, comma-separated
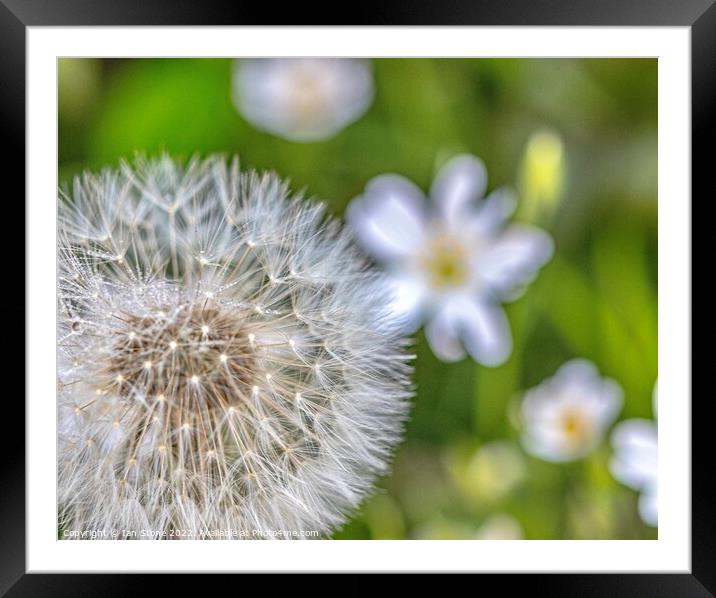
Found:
58,58 -> 658,540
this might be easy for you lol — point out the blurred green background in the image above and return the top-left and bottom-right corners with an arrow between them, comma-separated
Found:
58,58 -> 657,540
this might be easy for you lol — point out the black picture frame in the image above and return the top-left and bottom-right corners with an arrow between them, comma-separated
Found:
6,0 -> 710,593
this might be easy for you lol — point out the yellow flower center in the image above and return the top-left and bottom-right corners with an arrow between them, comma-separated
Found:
422,237 -> 470,289
560,408 -> 590,445
289,70 -> 328,125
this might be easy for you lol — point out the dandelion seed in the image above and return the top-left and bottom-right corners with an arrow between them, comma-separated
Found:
57,154 -> 412,539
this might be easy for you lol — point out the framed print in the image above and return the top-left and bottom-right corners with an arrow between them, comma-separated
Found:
8,0 -> 711,592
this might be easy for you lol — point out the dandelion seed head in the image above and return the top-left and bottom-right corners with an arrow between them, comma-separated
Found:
57,154 -> 412,539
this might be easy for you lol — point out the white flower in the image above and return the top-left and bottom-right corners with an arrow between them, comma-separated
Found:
347,154 -> 553,365
459,440 -> 526,501
57,155 -> 412,538
474,513 -> 524,540
610,382 -> 658,526
520,359 -> 622,462
232,58 -> 374,142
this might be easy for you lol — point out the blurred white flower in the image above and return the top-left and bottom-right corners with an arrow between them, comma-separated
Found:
232,58 -> 374,142
610,381 -> 658,527
520,359 -> 622,462
348,154 -> 553,365
463,441 -> 526,502
474,513 -> 524,540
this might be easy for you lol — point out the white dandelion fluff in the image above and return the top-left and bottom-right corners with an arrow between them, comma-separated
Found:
57,155 -> 412,539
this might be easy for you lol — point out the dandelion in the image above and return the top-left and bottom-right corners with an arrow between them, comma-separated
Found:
232,58 -> 374,142
520,359 -> 622,462
610,382 -> 658,527
348,154 -> 553,365
57,155 -> 412,538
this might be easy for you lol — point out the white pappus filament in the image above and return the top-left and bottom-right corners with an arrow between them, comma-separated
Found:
57,154 -> 413,539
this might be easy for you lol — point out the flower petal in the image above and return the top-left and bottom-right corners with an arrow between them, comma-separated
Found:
425,303 -> 466,362
595,378 -> 624,427
471,187 -> 517,235
430,154 -> 487,226
479,224 -> 554,299
347,174 -> 427,262
638,486 -> 658,527
427,296 -> 512,366
386,273 -> 427,333
457,298 -> 512,367
554,358 -> 601,387
610,419 -> 658,491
